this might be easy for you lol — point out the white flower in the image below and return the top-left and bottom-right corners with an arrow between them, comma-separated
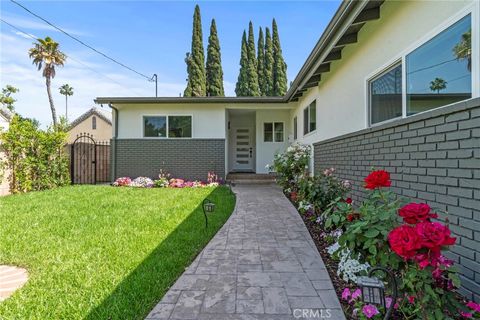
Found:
335,248 -> 370,283
298,201 -> 313,213
327,242 -> 340,255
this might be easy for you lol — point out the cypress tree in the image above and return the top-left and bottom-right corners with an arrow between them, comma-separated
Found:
272,18 -> 287,96
264,27 -> 274,96
246,21 -> 260,96
184,5 -> 206,97
235,31 -> 249,96
257,27 -> 266,96
206,19 -> 224,96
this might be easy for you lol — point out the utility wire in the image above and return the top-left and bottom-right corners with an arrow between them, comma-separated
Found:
407,58 -> 458,75
1,18 -> 144,96
10,0 -> 153,81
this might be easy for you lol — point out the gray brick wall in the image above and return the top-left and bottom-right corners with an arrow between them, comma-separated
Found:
313,98 -> 480,302
113,139 -> 225,181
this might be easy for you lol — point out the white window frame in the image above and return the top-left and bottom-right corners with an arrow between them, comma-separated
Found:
142,114 -> 193,139
367,61 -> 403,126
263,121 -> 285,143
303,99 -> 317,136
365,3 -> 479,127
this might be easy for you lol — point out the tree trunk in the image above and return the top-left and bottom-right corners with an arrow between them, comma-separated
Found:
65,95 -> 68,121
46,76 -> 57,128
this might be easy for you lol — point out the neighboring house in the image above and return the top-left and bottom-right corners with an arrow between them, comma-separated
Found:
96,0 -> 480,299
0,108 -> 13,196
67,107 -> 112,144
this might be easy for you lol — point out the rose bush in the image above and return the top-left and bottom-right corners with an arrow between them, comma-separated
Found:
271,143 -> 311,192
273,161 -> 472,319
338,170 -> 402,268
312,169 -> 471,319
297,167 -> 351,215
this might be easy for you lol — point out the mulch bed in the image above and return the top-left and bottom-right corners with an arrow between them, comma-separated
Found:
300,214 -> 353,316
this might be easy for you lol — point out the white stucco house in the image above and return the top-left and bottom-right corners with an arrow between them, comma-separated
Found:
96,0 -> 480,299
96,0 -> 479,181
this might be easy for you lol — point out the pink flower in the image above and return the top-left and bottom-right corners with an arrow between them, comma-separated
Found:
460,311 -> 473,318
362,304 -> 380,318
385,297 -> 400,310
432,268 -> 443,279
407,295 -> 415,304
386,297 -> 392,308
351,289 -> 361,300
438,255 -> 454,268
341,288 -> 351,301
467,301 -> 480,313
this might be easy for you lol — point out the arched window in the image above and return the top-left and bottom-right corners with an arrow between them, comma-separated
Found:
92,116 -> 97,130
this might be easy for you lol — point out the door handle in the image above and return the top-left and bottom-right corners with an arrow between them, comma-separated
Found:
249,147 -> 253,158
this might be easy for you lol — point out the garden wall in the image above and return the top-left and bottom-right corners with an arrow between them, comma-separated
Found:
112,139 -> 225,181
313,98 -> 480,302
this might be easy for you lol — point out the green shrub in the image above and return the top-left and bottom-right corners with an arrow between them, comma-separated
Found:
338,177 -> 403,268
298,168 -> 351,214
271,143 -> 311,191
0,115 -> 70,193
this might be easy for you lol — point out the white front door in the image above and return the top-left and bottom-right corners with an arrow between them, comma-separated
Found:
232,127 -> 254,171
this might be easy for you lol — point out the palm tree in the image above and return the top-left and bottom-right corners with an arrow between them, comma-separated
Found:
429,77 -> 447,94
453,29 -> 471,71
59,84 -> 74,121
29,37 -> 66,127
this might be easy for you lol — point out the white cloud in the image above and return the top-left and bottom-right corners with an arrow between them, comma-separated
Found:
14,31 -> 37,39
1,13 -> 87,36
0,29 -> 185,127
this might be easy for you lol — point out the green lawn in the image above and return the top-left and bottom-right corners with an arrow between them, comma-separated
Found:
0,185 -> 235,320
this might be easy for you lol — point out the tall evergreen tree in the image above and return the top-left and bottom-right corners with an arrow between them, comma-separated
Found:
206,19 -> 224,96
257,27 -> 266,96
264,27 -> 274,96
272,19 -> 287,96
184,5 -> 206,97
246,21 -> 260,96
235,31 -> 249,96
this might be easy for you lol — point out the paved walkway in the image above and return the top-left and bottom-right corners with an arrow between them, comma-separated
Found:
146,184 -> 345,320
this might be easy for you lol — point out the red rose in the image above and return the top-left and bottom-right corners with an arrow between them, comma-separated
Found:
290,191 -> 298,202
345,198 -> 353,204
347,213 -> 360,221
415,221 -> 456,250
364,170 -> 391,189
399,203 -> 438,224
414,251 -> 441,269
388,225 -> 420,259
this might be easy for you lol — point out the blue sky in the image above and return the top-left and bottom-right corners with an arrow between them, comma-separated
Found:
1,1 -> 340,126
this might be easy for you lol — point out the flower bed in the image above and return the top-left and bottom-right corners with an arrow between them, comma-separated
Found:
271,144 -> 479,319
112,171 -> 222,189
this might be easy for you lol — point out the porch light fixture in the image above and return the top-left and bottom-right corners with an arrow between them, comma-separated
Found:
357,266 -> 398,320
202,199 -> 216,228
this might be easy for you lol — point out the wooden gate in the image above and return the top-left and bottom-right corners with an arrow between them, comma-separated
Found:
70,133 -> 110,184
